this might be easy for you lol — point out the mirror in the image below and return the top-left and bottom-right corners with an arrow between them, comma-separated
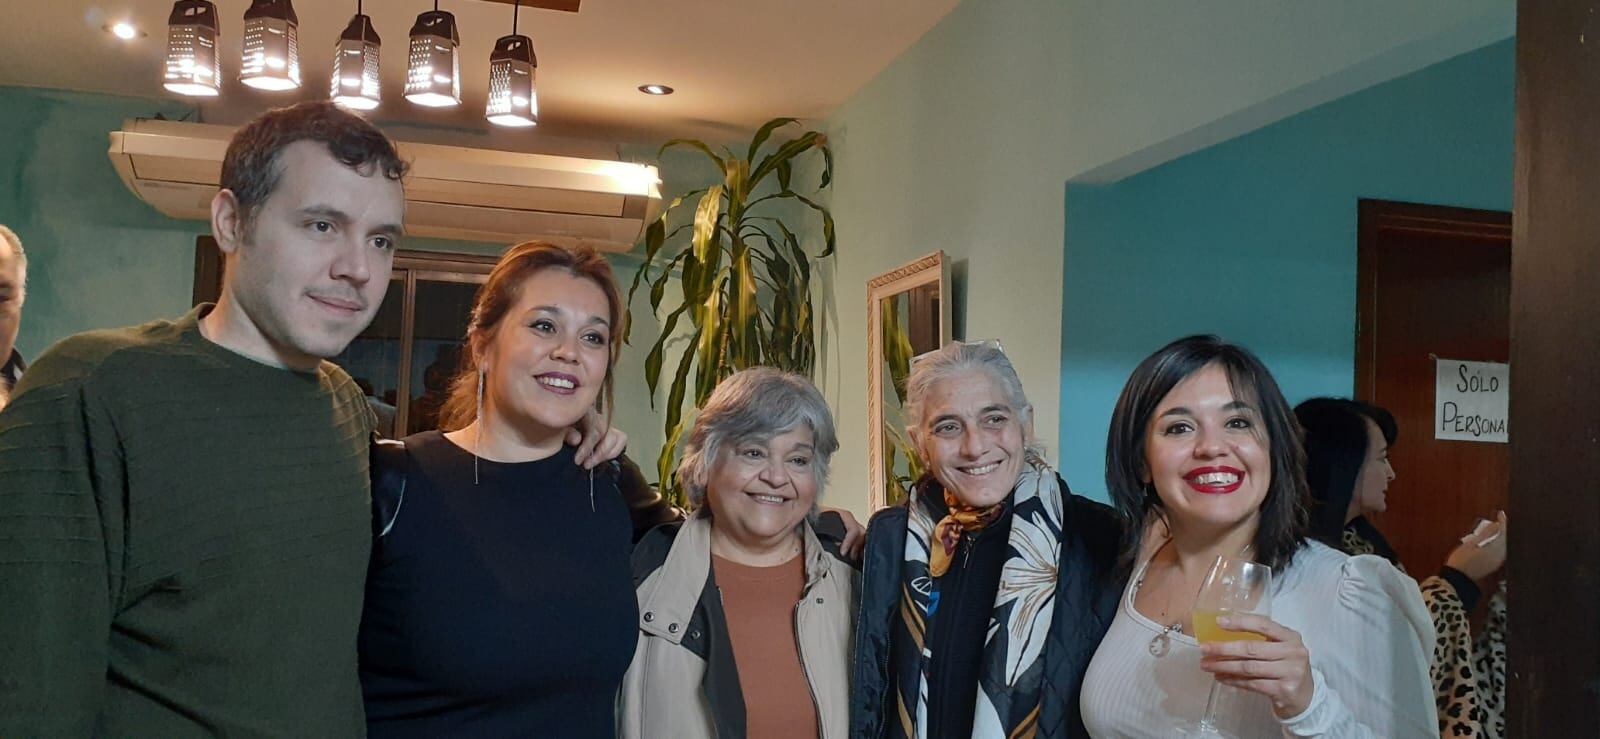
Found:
867,251 -> 951,509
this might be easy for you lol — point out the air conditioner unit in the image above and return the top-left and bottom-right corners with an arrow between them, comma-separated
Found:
107,118 -> 662,252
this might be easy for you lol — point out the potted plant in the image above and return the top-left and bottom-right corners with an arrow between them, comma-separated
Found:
626,118 -> 836,503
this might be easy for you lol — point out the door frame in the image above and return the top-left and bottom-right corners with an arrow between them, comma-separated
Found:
1354,199 -> 1511,401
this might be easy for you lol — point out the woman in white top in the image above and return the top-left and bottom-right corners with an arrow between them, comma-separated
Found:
1079,335 -> 1436,738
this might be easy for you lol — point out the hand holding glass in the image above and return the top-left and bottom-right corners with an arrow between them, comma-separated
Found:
1181,555 -> 1274,738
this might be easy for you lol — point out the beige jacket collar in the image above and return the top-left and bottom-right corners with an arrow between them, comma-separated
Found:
637,512 -> 832,644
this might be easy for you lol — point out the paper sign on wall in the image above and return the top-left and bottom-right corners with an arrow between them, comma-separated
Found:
1435,358 -> 1509,443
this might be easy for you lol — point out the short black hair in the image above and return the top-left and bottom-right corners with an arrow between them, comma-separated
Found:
220,101 -> 407,227
1294,397 -> 1396,545
1105,335 -> 1310,572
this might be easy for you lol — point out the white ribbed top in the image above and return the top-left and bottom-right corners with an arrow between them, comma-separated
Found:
1080,541 -> 1438,738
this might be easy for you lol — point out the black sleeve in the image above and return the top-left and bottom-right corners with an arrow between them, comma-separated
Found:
616,454 -> 682,544
812,510 -> 860,568
1436,565 -> 1483,611
370,436 -> 408,540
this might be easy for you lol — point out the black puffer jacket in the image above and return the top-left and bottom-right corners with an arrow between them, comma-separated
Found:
849,476 -> 1125,739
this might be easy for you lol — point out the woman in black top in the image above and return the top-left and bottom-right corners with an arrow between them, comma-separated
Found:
359,242 -> 642,737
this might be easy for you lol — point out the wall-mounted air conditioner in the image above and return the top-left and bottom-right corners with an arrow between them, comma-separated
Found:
107,119 -> 662,252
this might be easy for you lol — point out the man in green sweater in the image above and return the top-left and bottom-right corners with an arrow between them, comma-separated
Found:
0,102 -> 406,736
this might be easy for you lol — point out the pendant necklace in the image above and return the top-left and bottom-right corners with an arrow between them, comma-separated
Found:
1137,539 -> 1254,658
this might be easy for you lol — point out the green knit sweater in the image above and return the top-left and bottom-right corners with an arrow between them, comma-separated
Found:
0,306 -> 374,737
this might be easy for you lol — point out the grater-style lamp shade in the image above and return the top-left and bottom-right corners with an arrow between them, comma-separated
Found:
331,13 -> 381,111
240,0 -> 300,91
163,1 -> 220,97
405,10 -> 460,107
486,35 -> 537,127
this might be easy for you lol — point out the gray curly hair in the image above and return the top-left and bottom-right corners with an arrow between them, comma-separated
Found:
676,367 -> 840,510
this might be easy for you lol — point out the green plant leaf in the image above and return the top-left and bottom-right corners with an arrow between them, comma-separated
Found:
643,302 -> 689,399
882,294 -> 915,405
660,139 -> 726,174
692,185 -> 725,267
788,192 -> 836,257
750,131 -> 823,187
725,157 -> 750,222
656,323 -> 702,500
657,419 -> 688,506
747,117 -> 799,161
819,139 -> 833,189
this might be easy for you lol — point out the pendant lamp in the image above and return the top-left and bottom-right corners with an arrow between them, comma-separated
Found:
486,1 -> 538,127
405,1 -> 461,107
239,0 -> 300,91
331,0 -> 382,111
163,1 -> 220,97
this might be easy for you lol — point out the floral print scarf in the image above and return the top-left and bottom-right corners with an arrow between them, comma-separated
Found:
893,459 -> 1065,738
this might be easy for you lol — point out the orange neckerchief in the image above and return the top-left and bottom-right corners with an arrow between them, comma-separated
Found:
928,490 -> 1006,578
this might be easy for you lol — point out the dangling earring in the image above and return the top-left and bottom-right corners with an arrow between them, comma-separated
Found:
473,365 -> 485,485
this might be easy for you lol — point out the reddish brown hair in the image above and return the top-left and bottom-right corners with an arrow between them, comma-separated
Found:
437,241 -> 626,432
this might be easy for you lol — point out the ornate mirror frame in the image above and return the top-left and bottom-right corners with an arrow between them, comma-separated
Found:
866,251 -> 951,510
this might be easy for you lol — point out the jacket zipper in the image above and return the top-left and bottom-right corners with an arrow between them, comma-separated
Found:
794,591 -> 826,739
854,520 -> 891,739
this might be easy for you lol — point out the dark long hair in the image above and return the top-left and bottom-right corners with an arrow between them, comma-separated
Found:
1294,397 -> 1397,546
1105,335 -> 1310,572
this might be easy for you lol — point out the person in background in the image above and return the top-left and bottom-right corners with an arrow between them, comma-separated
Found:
354,376 -> 398,437
0,224 -> 26,408
1080,335 -> 1436,738
620,367 -> 856,739
851,340 -> 1123,739
407,344 -> 459,434
1295,397 -> 1507,739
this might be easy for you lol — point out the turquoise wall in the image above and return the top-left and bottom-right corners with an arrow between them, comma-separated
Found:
811,0 -> 1511,517
1057,40 -> 1515,500
0,85 -> 671,461
0,88 -> 202,358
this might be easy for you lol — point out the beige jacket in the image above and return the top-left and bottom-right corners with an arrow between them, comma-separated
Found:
618,514 -> 857,739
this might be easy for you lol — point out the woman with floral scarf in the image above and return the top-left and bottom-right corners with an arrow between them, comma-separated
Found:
850,340 -> 1124,738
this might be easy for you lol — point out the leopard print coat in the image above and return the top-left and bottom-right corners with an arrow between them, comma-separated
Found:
1343,528 -> 1506,739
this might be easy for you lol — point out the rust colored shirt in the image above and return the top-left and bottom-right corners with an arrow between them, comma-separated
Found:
713,552 -> 821,739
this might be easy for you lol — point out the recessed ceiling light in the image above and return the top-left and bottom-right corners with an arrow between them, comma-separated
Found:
638,84 -> 673,96
107,22 -> 144,40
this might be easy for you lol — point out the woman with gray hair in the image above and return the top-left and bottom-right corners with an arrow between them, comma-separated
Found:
850,340 -> 1124,739
619,367 -> 858,739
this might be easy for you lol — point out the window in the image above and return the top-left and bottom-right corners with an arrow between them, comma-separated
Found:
193,237 -> 496,437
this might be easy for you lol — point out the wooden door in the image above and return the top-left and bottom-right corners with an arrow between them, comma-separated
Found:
1355,200 -> 1511,579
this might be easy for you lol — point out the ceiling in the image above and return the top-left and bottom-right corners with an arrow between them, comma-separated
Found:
2,0 -> 960,148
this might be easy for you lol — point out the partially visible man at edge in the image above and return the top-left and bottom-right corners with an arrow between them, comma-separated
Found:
0,224 -> 26,408
0,102 -> 410,736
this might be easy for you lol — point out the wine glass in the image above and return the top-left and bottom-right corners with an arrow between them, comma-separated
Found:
1179,555 -> 1274,738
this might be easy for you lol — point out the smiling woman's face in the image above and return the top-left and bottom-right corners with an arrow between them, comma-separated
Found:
1143,362 -> 1272,533
911,369 -> 1032,508
478,268 -> 611,435
704,426 -> 819,550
